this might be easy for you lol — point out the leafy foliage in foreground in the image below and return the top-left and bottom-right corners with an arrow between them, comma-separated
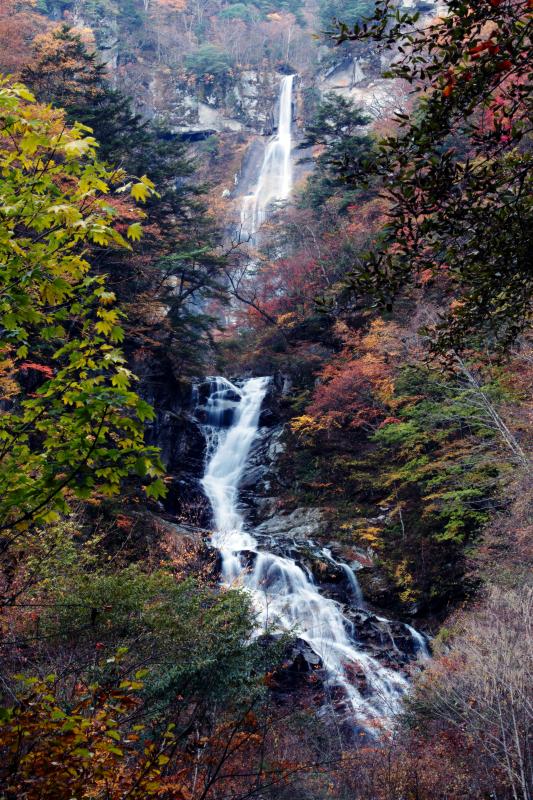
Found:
0,78 -> 164,532
35,563 -> 262,715
0,659 -> 301,800
406,585 -> 533,800
0,670 -> 173,800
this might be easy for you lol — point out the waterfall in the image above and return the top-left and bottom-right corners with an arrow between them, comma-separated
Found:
352,58 -> 365,86
322,546 -> 365,608
406,624 -> 431,659
240,74 -> 295,241
198,376 -> 430,729
201,376 -> 267,582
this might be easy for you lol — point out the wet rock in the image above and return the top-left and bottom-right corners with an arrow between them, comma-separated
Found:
135,371 -> 211,523
259,372 -> 290,417
222,389 -> 242,404
356,566 -> 396,609
344,662 -> 370,696
266,427 -> 286,458
196,379 -> 241,406
343,608 -> 423,668
270,638 -> 326,692
294,550 -> 360,606
302,553 -> 345,584
233,383 -> 285,514
239,550 -> 258,570
254,507 -> 327,546
209,548 -> 223,580
195,380 -> 214,404
197,405 -> 235,428
287,639 -> 323,671
238,464 -> 269,491
258,407 -> 278,426
241,426 -> 285,495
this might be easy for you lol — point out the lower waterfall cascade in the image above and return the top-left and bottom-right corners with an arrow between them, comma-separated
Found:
198,376 -> 429,728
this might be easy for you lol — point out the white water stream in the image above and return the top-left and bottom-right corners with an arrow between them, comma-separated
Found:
200,376 -> 428,728
240,74 -> 295,241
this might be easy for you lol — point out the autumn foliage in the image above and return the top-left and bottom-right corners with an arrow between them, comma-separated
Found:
0,0 -> 47,75
0,671 -> 173,800
0,1 -> 531,799
304,319 -> 401,431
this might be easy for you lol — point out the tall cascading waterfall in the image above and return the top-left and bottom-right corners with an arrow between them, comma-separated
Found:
199,376 -> 428,728
240,74 -> 295,241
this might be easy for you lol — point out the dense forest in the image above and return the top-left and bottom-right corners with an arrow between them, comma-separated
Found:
0,0 -> 531,798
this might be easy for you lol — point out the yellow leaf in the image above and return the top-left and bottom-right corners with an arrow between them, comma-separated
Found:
96,289 -> 116,305
95,320 -> 113,336
127,222 -> 143,241
131,183 -> 149,202
63,138 -> 94,158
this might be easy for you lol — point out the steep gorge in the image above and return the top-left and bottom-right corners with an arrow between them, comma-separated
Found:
93,8 -> 447,728
137,66 -> 432,729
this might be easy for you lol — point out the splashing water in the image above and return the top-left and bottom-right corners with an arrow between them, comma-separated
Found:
240,75 -> 295,241
198,376 -> 429,728
322,547 -> 365,608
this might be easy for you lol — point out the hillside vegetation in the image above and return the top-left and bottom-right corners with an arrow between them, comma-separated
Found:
0,1 -> 531,799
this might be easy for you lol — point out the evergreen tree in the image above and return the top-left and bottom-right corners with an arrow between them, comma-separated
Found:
23,25 -> 228,373
300,93 -> 373,208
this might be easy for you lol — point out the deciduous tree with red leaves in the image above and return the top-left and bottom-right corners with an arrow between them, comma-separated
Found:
331,0 -> 533,354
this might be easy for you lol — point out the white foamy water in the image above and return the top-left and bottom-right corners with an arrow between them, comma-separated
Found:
240,75 -> 295,241
200,376 -> 423,727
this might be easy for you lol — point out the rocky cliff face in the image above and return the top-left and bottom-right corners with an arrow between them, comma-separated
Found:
139,370 -> 289,526
43,0 -> 443,176
128,68 -> 281,137
130,356 -> 208,523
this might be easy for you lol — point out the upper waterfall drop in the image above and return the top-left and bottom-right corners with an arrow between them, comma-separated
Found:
240,74 -> 295,241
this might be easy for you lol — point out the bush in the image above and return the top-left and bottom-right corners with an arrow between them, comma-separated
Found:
406,586 -> 533,800
35,564 -> 265,713
319,0 -> 374,31
219,3 -> 254,21
185,45 -> 233,82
